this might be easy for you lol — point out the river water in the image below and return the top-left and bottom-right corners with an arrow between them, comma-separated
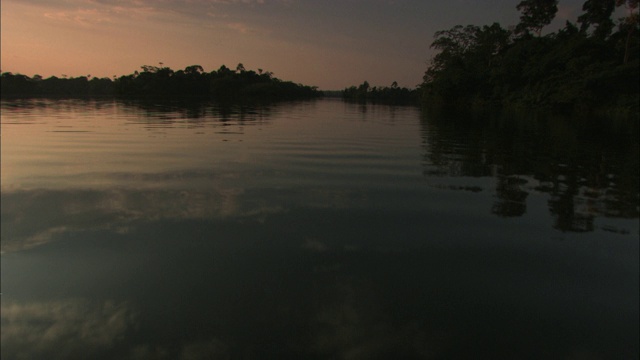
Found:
1,98 -> 638,359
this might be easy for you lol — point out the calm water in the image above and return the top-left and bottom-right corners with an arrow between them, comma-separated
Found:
1,98 -> 638,359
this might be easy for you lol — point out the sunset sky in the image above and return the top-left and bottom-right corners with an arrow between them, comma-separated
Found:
2,0 -> 589,90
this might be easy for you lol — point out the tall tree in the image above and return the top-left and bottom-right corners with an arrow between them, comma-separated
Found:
423,25 -> 480,91
617,0 -> 639,63
515,0 -> 559,36
578,0 -> 616,39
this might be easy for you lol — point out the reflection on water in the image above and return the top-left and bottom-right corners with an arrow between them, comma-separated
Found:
1,99 -> 638,359
2,299 -> 137,360
421,108 -> 639,232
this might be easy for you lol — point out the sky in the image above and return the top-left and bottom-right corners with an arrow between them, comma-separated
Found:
2,0 -> 590,90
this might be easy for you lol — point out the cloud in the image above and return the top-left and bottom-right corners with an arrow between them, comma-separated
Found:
309,278 -> 438,358
43,8 -> 115,26
1,299 -> 230,359
180,338 -> 230,360
0,183 -> 286,253
19,0 -> 285,34
196,0 -> 283,4
303,238 -> 328,252
226,21 -> 256,34
7,0 -> 185,28
1,299 -> 137,360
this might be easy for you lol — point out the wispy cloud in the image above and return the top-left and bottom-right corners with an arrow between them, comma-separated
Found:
1,299 -> 137,360
34,1 -> 171,27
1,182 -> 286,253
26,0 -> 284,29
226,21 -> 256,34
44,8 -> 114,26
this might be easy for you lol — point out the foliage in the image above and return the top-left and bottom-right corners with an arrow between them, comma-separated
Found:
421,0 -> 640,115
342,81 -> 419,105
1,73 -> 114,97
516,0 -> 559,36
578,0 -> 616,39
1,64 -> 321,101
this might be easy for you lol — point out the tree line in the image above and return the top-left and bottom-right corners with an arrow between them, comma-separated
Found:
1,63 -> 321,101
420,0 -> 639,114
3,1 -> 638,113
342,81 -> 420,105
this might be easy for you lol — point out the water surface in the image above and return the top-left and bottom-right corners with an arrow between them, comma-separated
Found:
1,98 -> 638,359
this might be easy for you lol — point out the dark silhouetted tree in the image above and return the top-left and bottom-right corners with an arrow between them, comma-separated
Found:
420,0 -> 638,114
578,0 -> 616,39
342,80 -> 418,104
516,0 -> 559,36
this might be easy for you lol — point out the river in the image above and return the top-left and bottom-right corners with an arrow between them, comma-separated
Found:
1,98 -> 638,359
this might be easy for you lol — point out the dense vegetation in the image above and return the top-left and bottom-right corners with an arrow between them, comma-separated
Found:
3,1 -> 638,113
1,63 -> 321,101
342,81 -> 420,105
420,0 -> 639,115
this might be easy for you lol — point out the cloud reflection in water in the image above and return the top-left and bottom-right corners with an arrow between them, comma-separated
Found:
1,299 -> 137,360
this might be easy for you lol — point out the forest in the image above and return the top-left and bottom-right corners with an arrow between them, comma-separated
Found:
2,0 -> 638,114
342,81 -> 420,105
0,63 -> 321,101
419,0 -> 639,115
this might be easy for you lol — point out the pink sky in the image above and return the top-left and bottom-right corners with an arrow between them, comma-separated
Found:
1,0 -> 587,90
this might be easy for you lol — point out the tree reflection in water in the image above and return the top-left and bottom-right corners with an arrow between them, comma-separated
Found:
420,107 -> 639,232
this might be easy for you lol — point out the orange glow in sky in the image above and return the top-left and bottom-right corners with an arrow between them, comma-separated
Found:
1,0 -> 585,90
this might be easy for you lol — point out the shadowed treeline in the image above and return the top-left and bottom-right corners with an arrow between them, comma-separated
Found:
420,0 -> 639,115
0,74 -> 114,98
0,63 -> 321,101
342,81 -> 420,105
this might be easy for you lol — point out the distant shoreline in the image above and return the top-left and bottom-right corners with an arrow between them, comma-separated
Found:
1,64 -> 322,102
